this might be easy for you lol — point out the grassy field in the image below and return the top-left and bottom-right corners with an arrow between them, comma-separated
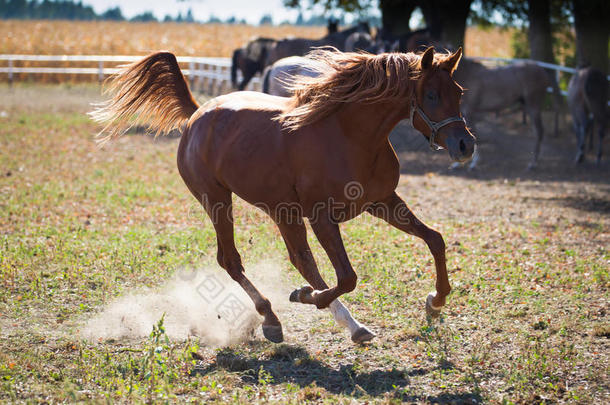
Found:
1,83 -> 608,403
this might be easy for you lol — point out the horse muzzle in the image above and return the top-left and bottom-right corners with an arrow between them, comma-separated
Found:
445,129 -> 476,163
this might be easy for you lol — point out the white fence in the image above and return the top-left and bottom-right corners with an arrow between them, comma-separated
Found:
1,53 -> 607,99
0,54 -> 260,94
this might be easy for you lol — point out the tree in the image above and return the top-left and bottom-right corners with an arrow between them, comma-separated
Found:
130,11 -> 157,22
185,8 -> 194,23
285,0 -> 473,50
527,0 -> 554,65
572,0 -> 609,73
379,0 -> 417,37
419,0 -> 472,49
100,7 -> 124,21
259,14 -> 273,25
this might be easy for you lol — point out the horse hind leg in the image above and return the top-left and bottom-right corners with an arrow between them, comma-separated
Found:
527,109 -> 544,170
204,188 -> 283,343
595,117 -> 606,164
586,116 -> 594,152
277,221 -> 374,343
570,106 -> 587,164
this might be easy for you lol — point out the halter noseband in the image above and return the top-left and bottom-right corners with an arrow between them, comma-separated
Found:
408,98 -> 465,151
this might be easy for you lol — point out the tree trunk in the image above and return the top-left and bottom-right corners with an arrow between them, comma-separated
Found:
379,0 -> 417,38
573,0 -> 609,73
527,0 -> 555,63
418,0 -> 472,52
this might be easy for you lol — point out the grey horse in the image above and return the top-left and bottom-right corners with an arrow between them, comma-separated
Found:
452,58 -> 562,170
567,66 -> 607,164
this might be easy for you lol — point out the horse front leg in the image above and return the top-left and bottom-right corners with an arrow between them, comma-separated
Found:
290,216 -> 357,310
527,109 -> 544,170
276,220 -> 374,343
367,192 -> 450,317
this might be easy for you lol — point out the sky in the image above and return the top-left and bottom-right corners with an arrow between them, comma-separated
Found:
81,0 -> 374,25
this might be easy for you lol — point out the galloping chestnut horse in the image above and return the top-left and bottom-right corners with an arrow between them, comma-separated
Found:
91,47 -> 475,344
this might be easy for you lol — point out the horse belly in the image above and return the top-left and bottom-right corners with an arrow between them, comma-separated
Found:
218,115 -> 298,206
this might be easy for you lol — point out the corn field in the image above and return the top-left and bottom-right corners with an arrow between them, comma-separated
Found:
0,20 -> 515,83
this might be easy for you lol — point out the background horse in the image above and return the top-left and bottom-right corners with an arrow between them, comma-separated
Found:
90,47 -> 474,344
567,66 -> 607,164
344,31 -> 387,53
261,56 -> 324,97
267,22 -> 370,64
452,58 -> 562,170
378,27 -> 441,53
230,37 -> 276,90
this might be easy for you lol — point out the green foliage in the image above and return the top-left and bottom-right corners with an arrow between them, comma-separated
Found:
284,0 -> 374,14
510,27 -> 529,58
0,0 -> 98,20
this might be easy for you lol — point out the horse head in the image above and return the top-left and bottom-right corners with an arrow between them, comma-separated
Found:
412,46 -> 476,163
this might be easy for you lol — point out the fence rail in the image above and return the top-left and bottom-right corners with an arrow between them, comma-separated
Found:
1,54 -> 607,99
0,54 -> 260,94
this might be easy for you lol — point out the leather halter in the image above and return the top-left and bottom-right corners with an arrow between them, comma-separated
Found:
408,98 -> 465,151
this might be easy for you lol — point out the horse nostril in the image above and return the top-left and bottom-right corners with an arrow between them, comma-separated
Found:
459,139 -> 466,154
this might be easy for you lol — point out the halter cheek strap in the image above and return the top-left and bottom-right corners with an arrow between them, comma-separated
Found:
408,99 -> 465,151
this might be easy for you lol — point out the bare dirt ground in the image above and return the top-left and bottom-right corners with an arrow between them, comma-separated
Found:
392,110 -> 609,227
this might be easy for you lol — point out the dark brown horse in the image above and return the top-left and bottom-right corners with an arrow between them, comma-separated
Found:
378,27 -> 442,53
90,47 -> 474,344
230,37 -> 276,91
267,22 -> 371,65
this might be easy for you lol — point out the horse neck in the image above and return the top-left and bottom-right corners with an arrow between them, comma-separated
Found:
336,99 -> 410,148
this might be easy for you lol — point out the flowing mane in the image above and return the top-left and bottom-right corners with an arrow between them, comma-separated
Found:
277,49 -> 422,131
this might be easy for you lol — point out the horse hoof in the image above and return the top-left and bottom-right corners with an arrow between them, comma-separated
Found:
262,324 -> 283,343
425,292 -> 442,319
289,289 -> 300,302
289,285 -> 313,303
351,326 -> 375,343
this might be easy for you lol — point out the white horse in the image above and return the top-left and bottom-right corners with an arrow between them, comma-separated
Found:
261,56 -> 326,97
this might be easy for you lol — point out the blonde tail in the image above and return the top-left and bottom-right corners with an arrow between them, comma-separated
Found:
89,51 -> 199,144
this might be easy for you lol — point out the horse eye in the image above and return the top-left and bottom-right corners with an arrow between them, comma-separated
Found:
426,91 -> 438,102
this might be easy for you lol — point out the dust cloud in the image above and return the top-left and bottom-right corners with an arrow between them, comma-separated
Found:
80,261 -> 292,347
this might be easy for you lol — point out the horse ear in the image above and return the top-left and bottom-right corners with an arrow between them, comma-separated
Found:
442,47 -> 462,75
421,47 -> 434,71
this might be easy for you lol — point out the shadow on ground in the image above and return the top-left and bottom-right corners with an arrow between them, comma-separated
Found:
192,344 -> 482,403
390,111 -> 610,185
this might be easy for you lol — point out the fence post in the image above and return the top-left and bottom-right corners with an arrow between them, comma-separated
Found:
208,64 -> 214,95
216,64 -> 222,95
189,61 -> 195,89
8,59 -> 13,87
556,69 -> 560,89
98,61 -> 104,83
198,63 -> 204,93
